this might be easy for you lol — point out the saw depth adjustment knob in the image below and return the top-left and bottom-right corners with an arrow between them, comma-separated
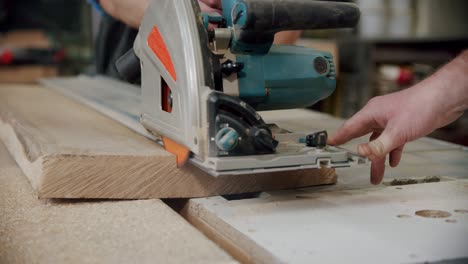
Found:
250,126 -> 278,153
215,127 -> 239,152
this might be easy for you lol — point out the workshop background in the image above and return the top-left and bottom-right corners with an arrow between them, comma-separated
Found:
1,0 -> 467,145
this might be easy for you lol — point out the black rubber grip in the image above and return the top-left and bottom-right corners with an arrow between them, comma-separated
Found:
239,0 -> 360,32
115,49 -> 141,83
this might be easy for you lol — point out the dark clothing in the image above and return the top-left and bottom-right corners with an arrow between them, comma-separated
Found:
95,16 -> 137,80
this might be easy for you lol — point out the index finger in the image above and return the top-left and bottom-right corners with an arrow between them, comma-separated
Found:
328,109 -> 379,146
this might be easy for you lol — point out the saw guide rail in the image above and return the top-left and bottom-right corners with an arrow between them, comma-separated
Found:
111,0 -> 366,176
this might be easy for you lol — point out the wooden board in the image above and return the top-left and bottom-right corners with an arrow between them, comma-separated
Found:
0,84 -> 336,199
0,142 -> 236,264
181,135 -> 468,263
183,179 -> 468,264
0,66 -> 58,84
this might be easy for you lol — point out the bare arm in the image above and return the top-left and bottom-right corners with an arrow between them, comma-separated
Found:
328,50 -> 468,184
274,31 -> 302,45
99,0 -> 301,44
100,0 -> 222,28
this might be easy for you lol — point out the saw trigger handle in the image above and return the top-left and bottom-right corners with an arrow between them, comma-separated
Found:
221,0 -> 361,54
233,0 -> 361,32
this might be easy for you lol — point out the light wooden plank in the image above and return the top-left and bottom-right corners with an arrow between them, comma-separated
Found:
0,84 -> 336,199
0,142 -> 236,264
183,180 -> 468,264
0,66 -> 57,83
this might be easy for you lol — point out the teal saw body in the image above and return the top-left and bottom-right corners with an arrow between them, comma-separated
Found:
200,0 -> 358,111
122,0 -> 364,176
236,45 -> 336,110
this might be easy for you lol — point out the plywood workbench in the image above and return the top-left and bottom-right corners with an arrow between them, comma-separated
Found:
1,82 -> 467,263
180,112 -> 468,263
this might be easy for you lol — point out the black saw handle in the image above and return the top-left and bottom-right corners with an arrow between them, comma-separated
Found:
236,0 -> 361,33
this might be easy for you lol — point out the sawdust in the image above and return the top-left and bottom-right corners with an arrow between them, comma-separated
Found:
386,176 -> 441,186
389,179 -> 418,185
415,210 -> 451,218
445,219 -> 457,223
454,209 -> 468,214
397,214 -> 411,218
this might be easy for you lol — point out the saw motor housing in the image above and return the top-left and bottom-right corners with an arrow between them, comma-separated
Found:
125,0 -> 364,175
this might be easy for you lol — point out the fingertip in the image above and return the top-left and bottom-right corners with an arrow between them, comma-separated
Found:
370,172 -> 384,185
370,159 -> 385,185
327,131 -> 346,146
389,160 -> 399,168
389,145 -> 404,167
326,137 -> 336,146
327,120 -> 363,146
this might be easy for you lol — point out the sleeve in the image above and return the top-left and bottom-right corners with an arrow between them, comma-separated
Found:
87,0 -> 107,16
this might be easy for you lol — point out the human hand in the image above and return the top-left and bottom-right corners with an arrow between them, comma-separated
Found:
199,0 -> 222,14
198,0 -> 301,43
328,52 -> 468,184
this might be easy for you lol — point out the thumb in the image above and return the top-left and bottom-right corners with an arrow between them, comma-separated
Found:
357,128 -> 404,160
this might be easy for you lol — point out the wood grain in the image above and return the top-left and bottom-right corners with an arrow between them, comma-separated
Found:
0,142 -> 236,264
0,66 -> 57,83
0,84 -> 336,199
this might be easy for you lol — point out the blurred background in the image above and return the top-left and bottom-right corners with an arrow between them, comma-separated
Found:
0,0 -> 467,145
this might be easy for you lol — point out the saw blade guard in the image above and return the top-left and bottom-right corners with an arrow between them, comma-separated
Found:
134,0 -> 214,157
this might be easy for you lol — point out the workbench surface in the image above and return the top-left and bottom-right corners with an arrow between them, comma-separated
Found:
181,110 -> 468,263
1,106 -> 467,263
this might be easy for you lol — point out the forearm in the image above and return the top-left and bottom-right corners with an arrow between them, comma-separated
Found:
417,50 -> 468,126
437,50 -> 468,112
99,0 -> 302,45
328,50 -> 467,184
